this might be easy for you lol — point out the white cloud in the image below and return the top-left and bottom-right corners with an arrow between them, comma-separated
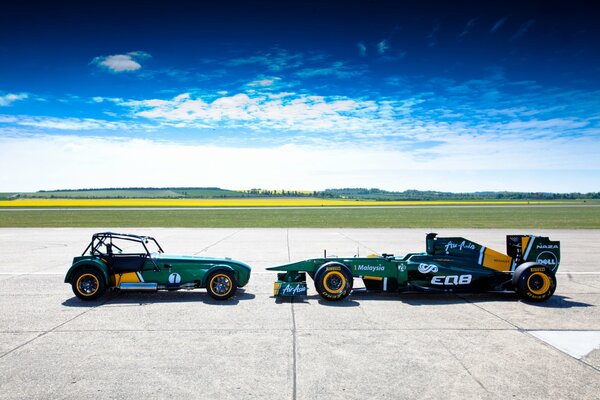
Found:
295,62 -> 365,79
357,42 -> 367,57
118,92 -> 399,134
247,77 -> 279,87
92,51 -> 151,73
0,135 -> 597,192
490,16 -> 508,34
0,115 -> 132,130
459,18 -> 478,38
0,93 -> 28,106
511,20 -> 536,40
427,23 -> 440,47
377,39 -> 390,55
225,49 -> 304,72
113,89 -> 599,151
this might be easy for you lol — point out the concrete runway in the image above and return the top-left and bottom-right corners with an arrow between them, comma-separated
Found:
0,228 -> 599,399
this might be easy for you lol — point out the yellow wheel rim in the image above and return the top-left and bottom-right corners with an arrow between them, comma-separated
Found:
210,273 -> 233,297
323,271 -> 346,294
527,272 -> 551,295
76,273 -> 99,296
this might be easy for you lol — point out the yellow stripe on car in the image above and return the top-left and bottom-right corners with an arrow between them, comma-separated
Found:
114,272 -> 141,284
482,248 -> 512,272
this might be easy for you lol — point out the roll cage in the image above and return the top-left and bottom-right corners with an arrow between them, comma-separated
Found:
82,232 -> 164,271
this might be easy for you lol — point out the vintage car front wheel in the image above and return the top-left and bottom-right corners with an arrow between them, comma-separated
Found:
71,268 -> 106,301
206,270 -> 238,300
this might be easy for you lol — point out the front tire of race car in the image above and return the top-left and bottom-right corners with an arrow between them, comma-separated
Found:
71,268 -> 106,301
314,262 -> 353,301
206,270 -> 238,300
513,262 -> 557,302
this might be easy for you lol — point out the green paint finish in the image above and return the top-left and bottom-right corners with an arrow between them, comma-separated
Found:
268,234 -> 561,301
65,232 -> 251,300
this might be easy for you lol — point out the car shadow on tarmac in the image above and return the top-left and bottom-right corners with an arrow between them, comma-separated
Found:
272,290 -> 593,308
400,292 -> 593,308
273,295 -> 362,307
62,289 -> 256,307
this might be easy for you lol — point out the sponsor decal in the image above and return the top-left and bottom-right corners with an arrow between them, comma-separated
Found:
444,240 -> 476,254
356,264 -> 385,272
536,244 -> 559,249
431,274 -> 472,285
535,251 -> 557,267
168,273 -> 181,284
281,284 -> 306,295
418,263 -> 439,274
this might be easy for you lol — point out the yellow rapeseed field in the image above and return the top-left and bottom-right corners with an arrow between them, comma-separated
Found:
0,198 -> 564,207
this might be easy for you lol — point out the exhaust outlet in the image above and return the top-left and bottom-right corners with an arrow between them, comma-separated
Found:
118,283 -> 158,291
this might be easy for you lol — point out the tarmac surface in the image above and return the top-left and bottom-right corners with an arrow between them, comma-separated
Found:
0,228 -> 599,399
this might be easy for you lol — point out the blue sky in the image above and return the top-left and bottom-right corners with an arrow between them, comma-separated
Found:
0,0 -> 599,192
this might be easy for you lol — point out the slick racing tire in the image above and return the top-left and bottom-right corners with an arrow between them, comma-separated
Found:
206,270 -> 238,300
513,262 -> 557,302
314,262 -> 353,301
72,268 -> 106,301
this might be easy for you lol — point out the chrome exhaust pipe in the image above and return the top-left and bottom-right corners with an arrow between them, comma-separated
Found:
118,283 -> 158,291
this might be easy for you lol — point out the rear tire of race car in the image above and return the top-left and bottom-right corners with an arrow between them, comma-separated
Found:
206,270 -> 238,300
513,262 -> 557,302
314,262 -> 353,301
71,268 -> 106,301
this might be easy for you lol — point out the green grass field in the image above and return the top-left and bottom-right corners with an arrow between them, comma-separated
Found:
0,205 -> 598,228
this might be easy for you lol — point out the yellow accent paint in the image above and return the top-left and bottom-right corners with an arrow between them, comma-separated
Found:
274,282 -> 281,296
114,272 -> 141,284
522,236 -> 530,254
0,198 -> 571,208
76,273 -> 99,297
527,272 -> 551,295
363,276 -> 383,281
210,273 -> 233,297
323,271 -> 346,294
482,248 -> 512,272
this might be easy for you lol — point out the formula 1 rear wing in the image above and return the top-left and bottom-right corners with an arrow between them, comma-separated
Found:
506,235 -> 560,272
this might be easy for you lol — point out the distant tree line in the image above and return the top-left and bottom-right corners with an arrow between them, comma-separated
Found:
315,188 -> 600,201
14,187 -> 600,200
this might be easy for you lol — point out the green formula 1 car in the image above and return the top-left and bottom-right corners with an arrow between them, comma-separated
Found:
268,233 -> 560,302
65,232 -> 251,301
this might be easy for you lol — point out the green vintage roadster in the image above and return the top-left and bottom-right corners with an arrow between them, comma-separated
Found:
64,232 -> 251,301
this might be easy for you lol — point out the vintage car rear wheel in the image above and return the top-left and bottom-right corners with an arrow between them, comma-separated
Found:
513,262 -> 556,302
206,270 -> 238,300
72,268 -> 106,301
314,262 -> 353,301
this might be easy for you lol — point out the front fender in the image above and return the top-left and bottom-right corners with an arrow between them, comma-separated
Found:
203,264 -> 239,286
64,258 -> 110,285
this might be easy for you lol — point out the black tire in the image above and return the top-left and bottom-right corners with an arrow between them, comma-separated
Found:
314,262 -> 353,301
71,268 -> 106,301
206,270 -> 238,300
513,262 -> 557,302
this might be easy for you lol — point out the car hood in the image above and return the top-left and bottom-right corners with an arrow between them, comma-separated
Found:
153,253 -> 251,270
